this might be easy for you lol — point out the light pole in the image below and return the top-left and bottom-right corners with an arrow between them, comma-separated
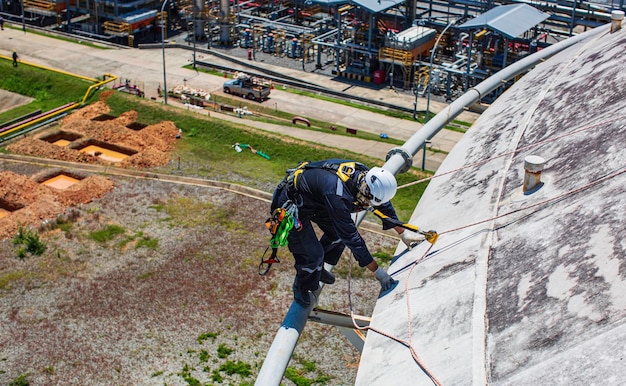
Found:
426,20 -> 456,122
191,16 -> 196,69
21,0 -> 26,32
389,31 -> 395,90
161,0 -> 169,104
413,87 -> 418,120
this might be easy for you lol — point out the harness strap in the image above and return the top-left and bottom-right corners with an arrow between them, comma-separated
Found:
283,160 -> 366,206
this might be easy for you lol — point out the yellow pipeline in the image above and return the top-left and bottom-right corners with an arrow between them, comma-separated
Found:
1,73 -> 117,138
1,102 -> 79,138
0,54 -> 99,82
81,73 -> 117,104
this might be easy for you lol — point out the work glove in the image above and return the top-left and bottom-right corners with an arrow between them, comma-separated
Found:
400,230 -> 425,249
375,267 -> 398,294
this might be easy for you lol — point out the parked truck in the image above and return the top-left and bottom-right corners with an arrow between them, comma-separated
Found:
223,73 -> 271,102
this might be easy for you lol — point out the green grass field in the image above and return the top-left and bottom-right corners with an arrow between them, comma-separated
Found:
0,60 -> 97,121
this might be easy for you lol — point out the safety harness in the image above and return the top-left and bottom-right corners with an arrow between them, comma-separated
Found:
259,160 -> 439,275
285,160 -> 369,209
260,160 -> 361,275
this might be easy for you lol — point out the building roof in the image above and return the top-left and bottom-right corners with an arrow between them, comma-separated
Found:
307,0 -> 348,6
458,4 -> 550,39
350,0 -> 404,14
356,25 -> 626,385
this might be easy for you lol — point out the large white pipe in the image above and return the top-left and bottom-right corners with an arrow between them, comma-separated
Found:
255,294 -> 317,384
384,23 -> 609,176
255,22 -> 610,386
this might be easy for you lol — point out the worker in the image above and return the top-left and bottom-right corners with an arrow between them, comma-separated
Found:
271,159 -> 424,308
12,50 -> 18,67
0,16 -> 5,31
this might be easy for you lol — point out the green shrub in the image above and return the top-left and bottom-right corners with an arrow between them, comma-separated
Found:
217,343 -> 233,359
219,360 -> 251,377
12,227 -> 46,257
88,224 -> 125,243
197,332 -> 218,344
136,236 -> 158,249
9,373 -> 29,386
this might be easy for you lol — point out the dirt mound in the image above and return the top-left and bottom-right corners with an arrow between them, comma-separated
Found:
0,171 -> 114,239
7,102 -> 180,169
1,101 -> 181,239
6,137 -> 100,163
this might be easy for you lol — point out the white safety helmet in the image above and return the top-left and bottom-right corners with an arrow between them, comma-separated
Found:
363,167 -> 397,206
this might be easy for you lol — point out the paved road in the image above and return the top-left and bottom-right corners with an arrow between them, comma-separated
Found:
0,26 -> 479,170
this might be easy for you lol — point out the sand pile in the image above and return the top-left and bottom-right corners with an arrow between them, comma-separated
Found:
0,171 -> 114,239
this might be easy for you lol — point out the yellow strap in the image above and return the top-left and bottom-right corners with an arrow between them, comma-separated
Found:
336,162 -> 356,182
372,209 -> 438,244
372,209 -> 420,232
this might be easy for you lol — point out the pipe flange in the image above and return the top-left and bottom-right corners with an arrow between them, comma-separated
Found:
386,147 -> 413,173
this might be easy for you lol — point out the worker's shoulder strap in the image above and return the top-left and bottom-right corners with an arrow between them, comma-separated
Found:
291,159 -> 365,183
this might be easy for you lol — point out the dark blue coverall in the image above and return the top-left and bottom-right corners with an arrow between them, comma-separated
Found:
271,160 -> 400,304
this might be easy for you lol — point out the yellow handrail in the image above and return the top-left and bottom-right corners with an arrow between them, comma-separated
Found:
81,73 -> 117,104
0,54 -> 118,138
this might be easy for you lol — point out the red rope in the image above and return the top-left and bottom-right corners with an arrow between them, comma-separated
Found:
346,243 -> 442,386
439,167 -> 626,237
344,166 -> 625,385
391,166 -> 626,276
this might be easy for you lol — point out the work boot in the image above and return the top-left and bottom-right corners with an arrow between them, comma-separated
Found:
320,269 -> 335,285
292,283 -> 320,308
293,283 -> 311,307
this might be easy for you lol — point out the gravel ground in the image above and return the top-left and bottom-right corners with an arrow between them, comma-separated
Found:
0,63 -> 401,386
209,44 -> 336,76
0,157 -> 399,385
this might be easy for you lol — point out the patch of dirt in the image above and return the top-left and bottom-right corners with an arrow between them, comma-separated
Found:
0,98 -> 401,385
0,100 -> 180,240
6,101 -> 180,169
0,170 -> 114,240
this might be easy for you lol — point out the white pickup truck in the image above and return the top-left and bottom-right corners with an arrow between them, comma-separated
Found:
223,73 -> 271,102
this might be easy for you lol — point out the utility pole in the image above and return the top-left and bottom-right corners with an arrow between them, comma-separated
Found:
161,0 -> 169,104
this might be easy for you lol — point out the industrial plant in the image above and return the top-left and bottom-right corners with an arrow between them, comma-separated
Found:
1,0 -> 623,101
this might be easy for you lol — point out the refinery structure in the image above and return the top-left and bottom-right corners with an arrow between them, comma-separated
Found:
0,0 -> 624,101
